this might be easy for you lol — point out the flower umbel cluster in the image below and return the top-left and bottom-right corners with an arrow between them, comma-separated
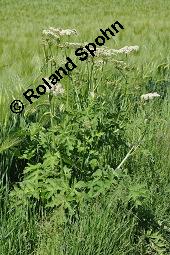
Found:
95,47 -> 117,57
141,92 -> 160,101
115,45 -> 139,54
93,45 -> 139,58
44,78 -> 65,96
42,27 -> 78,39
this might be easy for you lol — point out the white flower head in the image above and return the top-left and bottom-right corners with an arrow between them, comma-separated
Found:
48,27 -> 78,36
91,45 -> 139,58
44,78 -> 64,96
59,29 -> 78,36
95,47 -> 117,57
52,83 -> 65,96
141,92 -> 160,101
42,29 -> 60,40
115,46 -> 139,54
42,27 -> 78,42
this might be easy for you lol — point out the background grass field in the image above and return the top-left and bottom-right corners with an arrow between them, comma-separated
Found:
0,0 -> 170,254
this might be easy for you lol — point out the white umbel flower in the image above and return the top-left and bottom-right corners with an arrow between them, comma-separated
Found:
94,46 -> 139,57
48,27 -> 77,36
52,83 -> 65,96
42,29 -> 60,39
95,47 -> 116,57
59,29 -> 78,36
44,78 -> 64,96
42,27 -> 78,41
115,46 -> 139,54
141,92 -> 160,101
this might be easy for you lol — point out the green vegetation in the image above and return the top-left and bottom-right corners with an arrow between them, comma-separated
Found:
0,0 -> 170,254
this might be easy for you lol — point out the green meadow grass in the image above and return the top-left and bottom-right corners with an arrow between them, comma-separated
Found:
0,0 -> 170,254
